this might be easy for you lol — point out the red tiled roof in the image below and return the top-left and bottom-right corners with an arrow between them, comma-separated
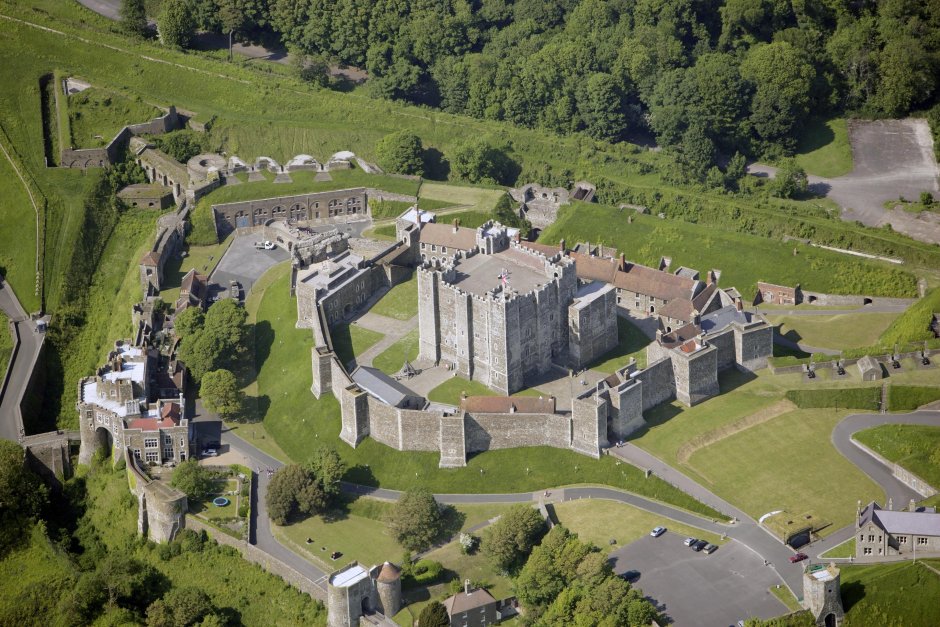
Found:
461,396 -> 556,414
614,262 -> 698,302
140,251 -> 161,265
569,252 -> 618,284
419,222 -> 478,250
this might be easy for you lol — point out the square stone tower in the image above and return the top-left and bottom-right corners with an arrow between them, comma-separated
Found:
802,563 -> 844,627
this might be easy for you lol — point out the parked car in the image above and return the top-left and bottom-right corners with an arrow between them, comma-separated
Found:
254,240 -> 275,250
692,540 -> 708,552
703,543 -> 718,554
202,448 -> 218,457
620,570 -> 640,583
683,537 -> 697,547
650,526 -> 666,537
230,280 -> 241,299
789,552 -> 809,563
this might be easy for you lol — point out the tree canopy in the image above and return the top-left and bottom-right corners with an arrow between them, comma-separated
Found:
375,131 -> 425,176
265,450 -> 346,525
481,503 -> 545,574
386,488 -> 445,552
417,601 -> 450,627
200,369 -> 243,419
170,460 -> 216,501
176,299 -> 248,383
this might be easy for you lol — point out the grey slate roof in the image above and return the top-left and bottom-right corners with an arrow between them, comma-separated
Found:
351,366 -> 419,408
699,305 -> 754,335
859,502 -> 940,536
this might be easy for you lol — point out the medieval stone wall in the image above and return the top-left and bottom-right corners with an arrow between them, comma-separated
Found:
609,378 -> 645,441
439,416 -> 467,468
60,106 -> 181,169
570,393 -> 605,457
707,328 -> 736,371
398,409 -> 445,451
366,397 -> 400,449
673,347 -> 719,406
464,412 -> 570,452
568,286 -> 617,368
634,357 -> 676,411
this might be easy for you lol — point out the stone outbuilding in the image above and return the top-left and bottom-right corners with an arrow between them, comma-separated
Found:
856,355 -> 882,381
118,183 -> 174,209
326,561 -> 402,627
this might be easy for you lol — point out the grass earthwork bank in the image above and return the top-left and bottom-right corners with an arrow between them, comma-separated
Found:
251,272 -> 725,518
66,86 -> 161,148
853,424 -> 940,489
839,561 -> 940,627
767,312 -> 901,350
0,310 -> 11,380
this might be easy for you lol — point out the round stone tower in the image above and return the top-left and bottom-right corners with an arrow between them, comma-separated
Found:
375,561 -> 402,617
802,562 -> 845,627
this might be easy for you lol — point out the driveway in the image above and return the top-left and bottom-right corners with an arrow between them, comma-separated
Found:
749,119 -> 940,245
208,235 -> 290,299
609,532 -> 787,626
0,282 -> 43,442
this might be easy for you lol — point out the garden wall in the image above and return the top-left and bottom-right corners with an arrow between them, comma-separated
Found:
850,439 -> 937,498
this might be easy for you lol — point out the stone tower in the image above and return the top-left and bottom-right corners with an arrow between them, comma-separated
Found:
373,561 -> 402,617
802,563 -> 844,627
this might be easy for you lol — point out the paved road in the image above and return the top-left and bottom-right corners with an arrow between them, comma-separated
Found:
609,533 -> 788,626
0,282 -> 42,442
208,235 -> 290,300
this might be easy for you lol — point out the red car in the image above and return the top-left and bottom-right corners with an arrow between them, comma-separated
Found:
789,552 -> 808,563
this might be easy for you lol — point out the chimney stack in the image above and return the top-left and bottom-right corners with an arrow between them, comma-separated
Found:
706,271 -> 713,286
910,499 -> 918,512
736,300 -> 743,312
619,253 -> 625,272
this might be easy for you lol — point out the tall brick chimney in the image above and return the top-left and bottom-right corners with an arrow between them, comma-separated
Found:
619,253 -> 626,272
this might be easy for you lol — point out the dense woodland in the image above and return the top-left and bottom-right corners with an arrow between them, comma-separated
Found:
159,0 -> 940,169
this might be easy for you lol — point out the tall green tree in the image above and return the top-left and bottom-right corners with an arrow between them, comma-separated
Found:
481,503 -> 545,574
0,440 -> 49,555
200,369 -> 243,419
146,587 -> 217,627
417,601 -> 450,627
386,488 -> 444,552
374,131 -> 424,176
120,0 -> 148,37
171,460 -> 216,501
579,72 -> 628,141
158,0 -> 195,49
770,158 -> 809,199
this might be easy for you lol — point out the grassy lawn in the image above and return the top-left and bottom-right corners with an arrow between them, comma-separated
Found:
0,137 -> 40,313
770,585 -> 803,613
820,538 -> 856,559
685,409 -> 883,533
551,499 -> 726,551
419,182 -> 505,214
539,204 -> 917,299
0,310 -> 11,381
159,235 -> 233,305
373,328 -> 419,374
331,323 -> 384,368
854,425 -> 940,488
840,561 -> 940,627
792,117 -> 853,178
370,273 -> 418,320
766,312 -> 901,350
424,538 -> 514,599
427,377 -> 495,405
66,87 -> 161,148
589,316 -> 650,373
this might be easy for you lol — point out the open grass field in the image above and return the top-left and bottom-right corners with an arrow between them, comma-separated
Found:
685,409 -> 883,533
792,117 -> 853,178
589,316 -> 650,373
66,87 -> 160,148
539,204 -> 916,298
840,561 -> 940,627
0,135 -> 40,313
373,328 -> 419,374
551,499 -> 726,551
766,313 -> 901,350
418,182 -> 505,214
369,273 -> 418,320
854,424 -> 940,489
331,323 -> 384,368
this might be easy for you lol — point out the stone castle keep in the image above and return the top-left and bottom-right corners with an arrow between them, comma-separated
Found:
416,223 -> 615,393
302,213 -> 773,467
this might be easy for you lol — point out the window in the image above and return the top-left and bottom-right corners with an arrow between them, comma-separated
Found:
868,535 -> 875,542
918,537 -> 929,545
899,536 -> 908,543
144,438 -> 158,448
863,547 -> 872,555
431,245 -> 437,252
442,246 -> 447,253
145,451 -> 158,463
859,534 -> 863,542
133,449 -> 141,458
164,435 -> 172,447
180,437 -> 185,447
